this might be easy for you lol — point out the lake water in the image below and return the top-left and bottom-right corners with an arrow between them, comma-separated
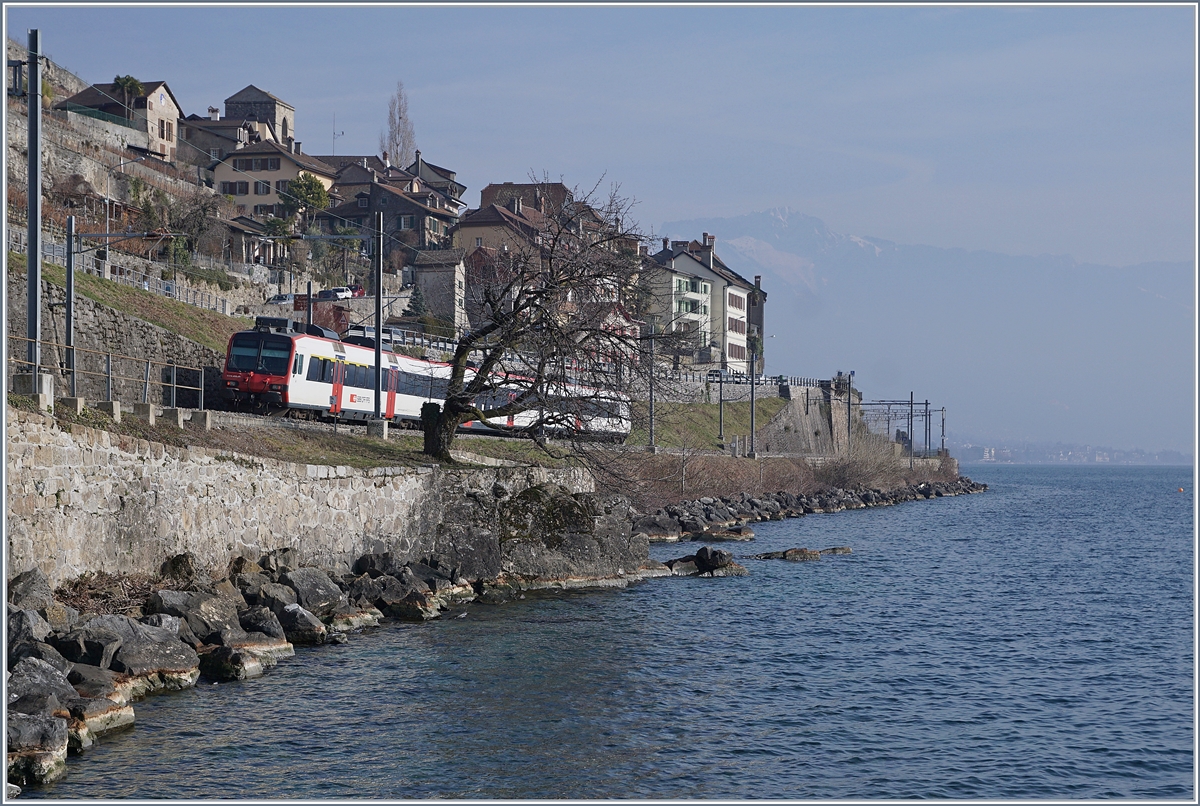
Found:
24,465 -> 1194,799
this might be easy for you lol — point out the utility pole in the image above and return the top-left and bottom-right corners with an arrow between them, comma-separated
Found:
65,216 -> 76,397
909,391 -> 914,470
925,399 -> 931,456
647,324 -> 655,451
941,407 -> 946,454
748,346 -> 757,458
847,369 -> 855,457
718,370 -> 725,447
372,211 -> 384,420
306,281 -> 313,327
26,29 -> 42,375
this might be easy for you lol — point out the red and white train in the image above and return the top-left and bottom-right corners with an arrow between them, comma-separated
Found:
220,319 -> 631,440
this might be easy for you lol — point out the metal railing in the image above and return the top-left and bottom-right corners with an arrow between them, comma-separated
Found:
8,334 -> 207,409
8,227 -> 231,315
652,369 -> 823,388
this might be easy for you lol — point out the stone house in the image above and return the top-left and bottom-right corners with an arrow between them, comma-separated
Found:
57,80 -> 183,162
411,248 -> 469,333
646,233 -> 766,376
210,140 -> 336,220
222,85 -> 296,144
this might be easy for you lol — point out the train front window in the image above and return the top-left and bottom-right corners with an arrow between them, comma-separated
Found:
228,334 -> 293,374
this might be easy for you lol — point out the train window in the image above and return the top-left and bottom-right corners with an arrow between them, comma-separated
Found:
228,334 -> 292,375
307,357 -> 324,382
323,360 -> 337,384
293,354 -> 304,376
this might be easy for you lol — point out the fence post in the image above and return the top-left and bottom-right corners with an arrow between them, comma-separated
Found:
198,367 -> 204,411
170,364 -> 177,408
143,360 -> 150,403
105,353 -> 112,401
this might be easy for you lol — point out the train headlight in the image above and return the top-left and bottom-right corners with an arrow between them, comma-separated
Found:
225,380 -> 239,388
269,384 -> 287,392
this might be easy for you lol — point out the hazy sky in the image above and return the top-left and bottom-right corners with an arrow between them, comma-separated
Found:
5,4 -> 1195,268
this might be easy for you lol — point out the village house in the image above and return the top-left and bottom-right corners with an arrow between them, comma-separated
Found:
646,233 -> 766,376
57,80 -> 183,162
209,140 -> 336,219
178,85 -> 297,166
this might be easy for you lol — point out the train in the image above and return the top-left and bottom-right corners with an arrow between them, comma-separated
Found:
220,318 -> 632,441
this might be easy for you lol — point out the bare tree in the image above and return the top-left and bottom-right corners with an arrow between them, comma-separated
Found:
377,81 -> 417,167
419,181 -> 680,460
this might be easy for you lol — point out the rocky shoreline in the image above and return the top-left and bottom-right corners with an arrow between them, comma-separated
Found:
5,476 -> 985,793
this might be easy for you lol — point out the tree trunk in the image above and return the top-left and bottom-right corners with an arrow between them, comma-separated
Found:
421,402 -> 456,461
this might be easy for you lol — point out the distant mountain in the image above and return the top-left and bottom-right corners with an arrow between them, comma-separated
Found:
661,208 -> 1195,454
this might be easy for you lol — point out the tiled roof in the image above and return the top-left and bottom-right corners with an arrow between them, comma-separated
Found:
224,84 -> 293,110
219,140 -> 337,177
59,80 -> 181,116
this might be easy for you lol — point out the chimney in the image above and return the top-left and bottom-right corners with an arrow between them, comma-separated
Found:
208,106 -> 219,121
702,231 -> 709,245
415,149 -> 422,174
361,157 -> 368,169
661,237 -> 669,251
294,141 -> 301,154
383,151 -> 390,169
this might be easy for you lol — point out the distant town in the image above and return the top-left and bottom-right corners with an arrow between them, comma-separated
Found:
953,441 -> 1192,466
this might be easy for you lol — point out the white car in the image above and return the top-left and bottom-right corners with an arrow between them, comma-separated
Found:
266,294 -> 295,305
328,287 -> 353,300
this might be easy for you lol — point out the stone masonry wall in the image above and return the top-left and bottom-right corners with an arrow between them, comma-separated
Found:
7,271 -> 227,407
5,406 -> 594,588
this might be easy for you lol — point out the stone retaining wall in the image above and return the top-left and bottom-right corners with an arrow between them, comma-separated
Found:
6,272 -> 227,407
5,406 -> 593,588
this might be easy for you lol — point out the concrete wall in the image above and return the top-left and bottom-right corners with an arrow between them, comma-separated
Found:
5,406 -> 594,588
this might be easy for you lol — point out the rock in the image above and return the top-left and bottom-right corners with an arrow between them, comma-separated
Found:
751,548 -> 822,561
8,783 -> 22,798
8,609 -> 52,646
665,556 -> 700,576
327,632 -> 349,645
276,603 -> 326,645
160,552 -> 203,586
233,571 -> 271,602
280,567 -> 347,618
8,658 -> 78,705
706,562 -> 749,577
67,664 -> 125,704
346,573 -> 383,608
209,579 -> 247,609
694,546 -> 733,573
637,560 -> 672,578
38,602 -> 79,634
238,606 -> 286,640
223,630 -> 295,667
259,548 -> 298,579
257,582 -> 298,615
148,589 -> 193,616
820,546 -> 852,555
381,589 -> 442,621
159,593 -> 244,646
8,569 -> 56,612
49,626 -> 122,669
6,712 -> 68,785
327,603 -> 382,632
81,615 -> 201,690
139,613 -> 182,634
198,646 -> 264,681
8,640 -> 72,674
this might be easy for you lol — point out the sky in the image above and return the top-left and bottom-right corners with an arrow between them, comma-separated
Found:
4,3 -> 1197,452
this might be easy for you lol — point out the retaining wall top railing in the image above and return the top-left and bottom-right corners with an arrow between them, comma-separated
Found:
8,226 -> 232,316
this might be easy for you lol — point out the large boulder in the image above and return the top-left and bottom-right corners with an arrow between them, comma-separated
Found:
8,608 -> 52,646
8,640 -> 72,674
198,646 -> 264,681
8,569 -> 56,612
257,582 -> 298,616
276,604 -> 326,645
49,625 -> 122,669
280,568 -> 347,618
78,615 -> 201,700
6,711 -> 68,785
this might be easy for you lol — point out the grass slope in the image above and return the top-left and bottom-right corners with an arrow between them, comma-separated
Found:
9,252 -> 251,353
626,398 -> 789,450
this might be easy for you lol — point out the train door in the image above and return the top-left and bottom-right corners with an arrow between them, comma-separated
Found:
385,368 -> 398,419
330,359 -> 346,414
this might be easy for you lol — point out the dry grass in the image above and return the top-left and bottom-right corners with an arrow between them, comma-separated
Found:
54,570 -> 183,617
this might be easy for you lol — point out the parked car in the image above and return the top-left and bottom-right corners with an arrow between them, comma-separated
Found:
266,294 -> 295,305
349,284 -> 366,297
328,287 -> 353,299
316,289 -> 337,300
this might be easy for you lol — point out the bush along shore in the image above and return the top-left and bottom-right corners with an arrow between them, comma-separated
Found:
5,477 -> 985,791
